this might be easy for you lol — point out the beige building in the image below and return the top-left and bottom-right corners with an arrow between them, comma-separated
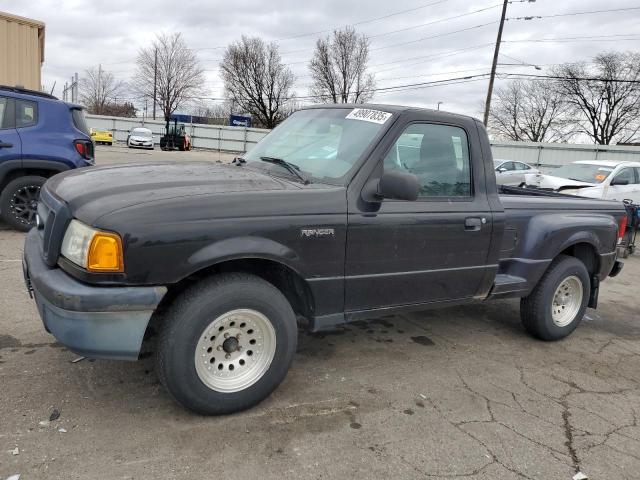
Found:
0,11 -> 45,91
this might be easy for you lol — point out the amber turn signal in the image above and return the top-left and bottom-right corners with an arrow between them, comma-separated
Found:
87,232 -> 124,272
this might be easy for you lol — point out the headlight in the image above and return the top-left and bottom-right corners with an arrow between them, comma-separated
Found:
61,219 -> 124,272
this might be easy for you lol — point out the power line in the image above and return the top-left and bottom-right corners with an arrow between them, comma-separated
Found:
503,34 -> 640,44
497,72 -> 640,84
276,0 -> 450,41
181,73 -> 493,102
373,43 -> 495,73
371,21 -> 498,51
507,5 -> 640,21
195,0 -> 451,52
281,18 -> 498,57
368,4 -> 502,39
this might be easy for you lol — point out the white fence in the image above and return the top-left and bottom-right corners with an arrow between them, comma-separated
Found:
86,114 -> 269,152
491,141 -> 640,171
86,115 -> 640,168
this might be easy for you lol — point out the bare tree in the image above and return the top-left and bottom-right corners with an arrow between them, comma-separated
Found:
554,52 -> 640,144
309,27 -> 375,104
488,79 -> 574,142
79,65 -> 125,115
102,102 -> 137,118
132,33 -> 205,121
220,36 -> 295,129
187,101 -> 234,125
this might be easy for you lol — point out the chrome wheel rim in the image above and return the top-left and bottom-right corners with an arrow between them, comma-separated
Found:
194,309 -> 276,393
551,275 -> 583,327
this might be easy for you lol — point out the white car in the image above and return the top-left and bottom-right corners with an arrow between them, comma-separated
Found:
494,159 -> 539,186
526,160 -> 640,203
127,127 -> 154,150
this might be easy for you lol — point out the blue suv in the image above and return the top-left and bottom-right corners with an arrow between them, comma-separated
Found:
0,86 -> 94,231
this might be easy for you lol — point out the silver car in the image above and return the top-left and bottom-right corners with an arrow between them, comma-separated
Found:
127,127 -> 154,150
494,159 -> 539,186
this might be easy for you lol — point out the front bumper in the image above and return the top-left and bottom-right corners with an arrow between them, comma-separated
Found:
129,141 -> 153,148
23,229 -> 167,360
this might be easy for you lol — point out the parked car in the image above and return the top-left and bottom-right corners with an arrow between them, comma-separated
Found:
0,85 -> 94,231
90,128 -> 113,145
494,159 -> 539,186
24,105 -> 625,415
526,160 -> 640,203
127,127 -> 154,149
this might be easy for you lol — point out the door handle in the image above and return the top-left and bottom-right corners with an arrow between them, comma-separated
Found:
0,141 -> 13,149
465,217 -> 484,231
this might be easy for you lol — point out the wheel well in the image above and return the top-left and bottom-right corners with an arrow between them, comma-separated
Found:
560,242 -> 599,275
145,258 -> 316,341
0,168 -> 59,193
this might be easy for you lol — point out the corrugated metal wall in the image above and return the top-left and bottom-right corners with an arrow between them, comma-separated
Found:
491,141 -> 640,172
86,114 -> 268,152
0,12 -> 44,91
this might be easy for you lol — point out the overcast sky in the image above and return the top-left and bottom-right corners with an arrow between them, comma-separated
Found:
3,0 -> 640,119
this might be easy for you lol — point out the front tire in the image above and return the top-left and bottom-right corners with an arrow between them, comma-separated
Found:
156,273 -> 298,414
0,176 -> 46,231
520,255 -> 590,341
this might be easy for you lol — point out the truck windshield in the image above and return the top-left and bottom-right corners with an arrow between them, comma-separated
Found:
551,163 -> 614,184
243,108 -> 391,183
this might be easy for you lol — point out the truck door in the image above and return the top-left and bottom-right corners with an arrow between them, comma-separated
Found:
345,121 -> 494,311
0,97 -> 21,166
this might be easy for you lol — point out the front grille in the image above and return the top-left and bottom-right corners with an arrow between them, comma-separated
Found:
38,186 -> 72,267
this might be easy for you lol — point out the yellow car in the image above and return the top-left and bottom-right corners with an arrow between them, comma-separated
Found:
90,128 -> 113,145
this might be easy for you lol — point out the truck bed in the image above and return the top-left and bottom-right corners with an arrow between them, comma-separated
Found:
490,186 -> 625,300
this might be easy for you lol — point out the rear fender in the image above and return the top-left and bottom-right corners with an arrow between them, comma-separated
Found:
520,213 -> 617,260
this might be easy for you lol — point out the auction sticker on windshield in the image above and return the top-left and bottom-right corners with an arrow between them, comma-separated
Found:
346,108 -> 392,124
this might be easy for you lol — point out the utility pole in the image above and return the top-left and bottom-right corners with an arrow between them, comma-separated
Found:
98,64 -> 102,112
153,47 -> 158,120
483,0 -> 509,126
437,101 -> 443,111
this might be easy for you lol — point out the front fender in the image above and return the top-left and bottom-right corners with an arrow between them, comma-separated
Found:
186,236 -> 303,278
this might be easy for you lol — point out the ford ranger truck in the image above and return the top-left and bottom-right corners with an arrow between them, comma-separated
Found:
23,105 -> 626,415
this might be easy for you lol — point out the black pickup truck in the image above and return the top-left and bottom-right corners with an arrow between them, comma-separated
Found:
23,105 -> 626,414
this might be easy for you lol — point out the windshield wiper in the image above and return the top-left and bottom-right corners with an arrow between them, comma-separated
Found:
259,156 -> 311,184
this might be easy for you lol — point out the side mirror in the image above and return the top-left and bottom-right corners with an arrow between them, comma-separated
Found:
497,167 -> 507,173
611,178 -> 629,186
376,170 -> 420,201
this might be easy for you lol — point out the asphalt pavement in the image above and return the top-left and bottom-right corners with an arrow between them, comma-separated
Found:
1,145 -> 639,479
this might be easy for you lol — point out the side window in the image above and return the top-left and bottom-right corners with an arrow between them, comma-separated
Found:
383,123 -> 471,197
16,100 -> 38,128
0,97 -> 15,129
515,162 -> 529,171
635,168 -> 640,184
500,161 -> 515,171
613,168 -> 635,185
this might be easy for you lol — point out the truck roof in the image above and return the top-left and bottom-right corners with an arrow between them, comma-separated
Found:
301,103 -> 478,123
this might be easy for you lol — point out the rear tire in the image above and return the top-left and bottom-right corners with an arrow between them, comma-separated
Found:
520,255 -> 590,341
0,176 -> 46,231
156,273 -> 298,415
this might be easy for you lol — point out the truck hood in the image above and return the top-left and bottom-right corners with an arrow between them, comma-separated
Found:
45,162 -> 300,223
533,174 -> 595,190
